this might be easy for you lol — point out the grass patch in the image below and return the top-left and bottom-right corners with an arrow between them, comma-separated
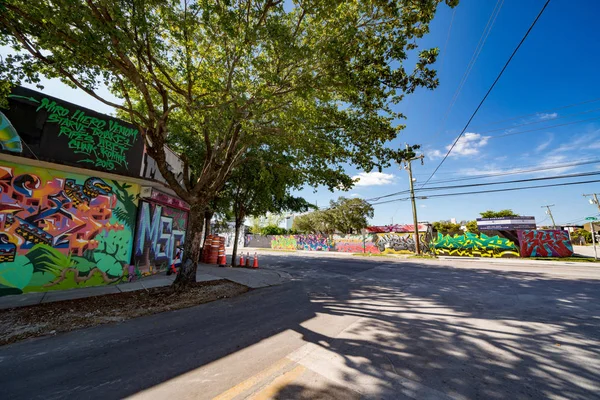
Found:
409,255 -> 438,259
528,257 -> 600,263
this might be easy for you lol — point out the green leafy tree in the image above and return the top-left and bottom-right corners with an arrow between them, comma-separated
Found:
0,0 -> 457,286
479,210 -> 519,218
220,150 -> 315,265
571,228 -> 591,244
433,221 -> 462,236
292,197 -> 373,234
465,220 -> 479,234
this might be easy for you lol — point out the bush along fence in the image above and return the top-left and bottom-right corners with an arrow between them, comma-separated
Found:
244,229 -> 574,258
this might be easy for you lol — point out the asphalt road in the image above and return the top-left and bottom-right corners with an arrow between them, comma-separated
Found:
1,254 -> 600,400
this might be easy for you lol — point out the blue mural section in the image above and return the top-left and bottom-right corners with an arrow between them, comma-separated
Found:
133,200 -> 187,275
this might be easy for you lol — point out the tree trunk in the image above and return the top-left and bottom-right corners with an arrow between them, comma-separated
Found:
173,204 -> 204,289
231,217 -> 243,267
203,209 -> 214,244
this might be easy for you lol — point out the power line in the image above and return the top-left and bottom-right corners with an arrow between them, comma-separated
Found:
419,170 -> 600,193
476,106 -> 600,135
370,178 -> 600,206
488,115 -> 600,139
432,0 -> 505,141
421,158 -> 600,184
469,97 -> 600,130
420,0 -> 552,189
367,170 -> 600,202
366,158 -> 600,202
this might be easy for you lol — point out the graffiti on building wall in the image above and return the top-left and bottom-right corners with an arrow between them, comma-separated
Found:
333,235 -> 380,253
374,233 -> 430,254
0,111 -> 22,153
271,235 -> 297,250
0,162 -> 138,296
431,232 -> 519,258
2,87 -> 144,175
133,201 -> 187,275
296,235 -> 333,251
518,230 -> 573,257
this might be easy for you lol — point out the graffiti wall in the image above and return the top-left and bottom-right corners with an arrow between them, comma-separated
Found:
431,232 -> 520,258
518,230 -> 574,257
245,233 -> 427,254
0,161 -> 139,296
1,86 -> 144,175
333,235 -> 379,253
296,235 -> 333,251
271,235 -> 297,250
133,201 -> 187,275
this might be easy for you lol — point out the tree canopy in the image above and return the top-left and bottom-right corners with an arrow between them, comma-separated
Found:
293,197 -> 373,234
0,0 -> 458,282
479,210 -> 519,218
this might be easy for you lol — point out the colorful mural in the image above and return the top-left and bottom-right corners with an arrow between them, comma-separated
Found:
333,234 -> 379,253
271,235 -> 297,250
431,232 -> 520,258
0,111 -> 22,153
296,234 -> 333,251
518,230 -> 574,257
0,161 -> 138,296
133,200 -> 187,275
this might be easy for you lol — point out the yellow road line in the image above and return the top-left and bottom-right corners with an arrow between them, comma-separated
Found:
248,365 -> 306,400
212,357 -> 294,400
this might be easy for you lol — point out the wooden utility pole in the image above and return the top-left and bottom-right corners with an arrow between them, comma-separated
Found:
541,204 -> 556,228
402,144 -> 425,255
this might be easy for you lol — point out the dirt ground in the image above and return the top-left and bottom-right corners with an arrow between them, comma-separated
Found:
0,280 -> 249,346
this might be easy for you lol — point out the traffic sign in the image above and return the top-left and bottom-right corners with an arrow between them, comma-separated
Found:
585,217 -> 598,221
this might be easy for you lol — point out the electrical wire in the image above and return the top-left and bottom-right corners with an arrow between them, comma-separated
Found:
420,0 -> 552,189
366,159 -> 600,202
474,106 -> 600,135
419,158 -> 600,185
488,115 -> 600,139
468,97 -> 600,130
370,178 -> 600,206
432,0 -> 505,141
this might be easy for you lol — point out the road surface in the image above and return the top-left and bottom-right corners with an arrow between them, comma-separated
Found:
1,254 -> 599,400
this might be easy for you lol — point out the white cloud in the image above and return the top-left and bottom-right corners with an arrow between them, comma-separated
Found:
350,193 -> 362,197
449,132 -> 490,156
429,149 -> 443,159
535,133 -> 554,152
352,172 -> 395,187
420,204 -> 427,208
537,112 -> 558,121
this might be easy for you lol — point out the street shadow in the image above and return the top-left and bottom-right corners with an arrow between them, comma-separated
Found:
280,262 -> 600,399
1,258 -> 600,400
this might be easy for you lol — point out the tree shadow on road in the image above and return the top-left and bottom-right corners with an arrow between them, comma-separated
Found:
1,261 -> 600,400
280,263 -> 600,399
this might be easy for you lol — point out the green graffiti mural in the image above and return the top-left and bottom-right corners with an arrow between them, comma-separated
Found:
0,161 -> 139,296
431,232 -> 519,258
271,235 -> 297,250
34,97 -> 138,171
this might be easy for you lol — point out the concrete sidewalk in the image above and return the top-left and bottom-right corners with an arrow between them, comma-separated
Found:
0,263 -> 288,311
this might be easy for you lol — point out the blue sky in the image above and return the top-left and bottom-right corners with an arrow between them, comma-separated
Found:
2,1 -> 599,226
296,0 -> 600,226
